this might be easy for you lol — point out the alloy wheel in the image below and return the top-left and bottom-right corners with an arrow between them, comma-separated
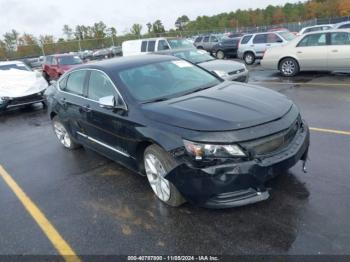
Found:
281,60 -> 296,76
217,51 -> 224,59
53,121 -> 72,148
144,153 -> 170,202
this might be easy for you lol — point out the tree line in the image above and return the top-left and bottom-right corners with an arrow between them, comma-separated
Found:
1,0 -> 350,60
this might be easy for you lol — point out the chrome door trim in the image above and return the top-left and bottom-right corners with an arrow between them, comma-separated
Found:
76,131 -> 132,158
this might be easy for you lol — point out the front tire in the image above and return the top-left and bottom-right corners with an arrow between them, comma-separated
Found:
279,58 -> 299,77
144,145 -> 185,207
52,116 -> 80,149
244,52 -> 255,65
216,50 -> 225,59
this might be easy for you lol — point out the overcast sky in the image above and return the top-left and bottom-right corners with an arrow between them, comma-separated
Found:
0,0 -> 301,38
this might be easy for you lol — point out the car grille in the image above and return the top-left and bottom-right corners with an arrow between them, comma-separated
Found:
241,116 -> 301,156
228,68 -> 245,75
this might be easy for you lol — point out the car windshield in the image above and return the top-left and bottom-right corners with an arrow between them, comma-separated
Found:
0,63 -> 31,71
167,39 -> 194,49
173,50 -> 215,64
58,56 -> 83,65
279,31 -> 296,41
118,60 -> 221,102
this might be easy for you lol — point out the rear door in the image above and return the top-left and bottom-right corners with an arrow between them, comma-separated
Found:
295,32 -> 329,70
56,70 -> 88,142
252,33 -> 268,58
328,31 -> 350,71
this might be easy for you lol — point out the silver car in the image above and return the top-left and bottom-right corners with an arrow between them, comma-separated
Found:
194,34 -> 223,54
154,48 -> 249,82
237,31 -> 296,65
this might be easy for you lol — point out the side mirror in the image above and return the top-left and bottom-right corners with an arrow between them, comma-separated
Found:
99,95 -> 115,109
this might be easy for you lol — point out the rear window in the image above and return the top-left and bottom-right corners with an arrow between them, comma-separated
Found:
194,37 -> 202,43
278,31 -> 296,41
241,35 -> 253,44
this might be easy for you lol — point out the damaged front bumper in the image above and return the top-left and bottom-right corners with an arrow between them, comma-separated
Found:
166,123 -> 310,208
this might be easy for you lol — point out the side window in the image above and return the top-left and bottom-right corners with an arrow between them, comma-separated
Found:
141,41 -> 147,52
148,41 -> 156,52
158,40 -> 170,51
253,34 -> 268,44
65,71 -> 86,96
267,33 -> 282,43
241,35 -> 253,44
203,36 -> 209,43
331,32 -> 350,45
194,37 -> 202,43
210,36 -> 218,42
87,71 -> 115,101
298,33 -> 327,47
45,56 -> 52,65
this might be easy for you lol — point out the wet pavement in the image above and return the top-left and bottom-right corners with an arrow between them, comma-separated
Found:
0,65 -> 350,256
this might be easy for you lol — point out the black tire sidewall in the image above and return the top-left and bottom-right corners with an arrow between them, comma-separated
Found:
244,52 -> 255,65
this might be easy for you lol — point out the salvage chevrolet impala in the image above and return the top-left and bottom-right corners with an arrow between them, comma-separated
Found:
45,55 -> 310,208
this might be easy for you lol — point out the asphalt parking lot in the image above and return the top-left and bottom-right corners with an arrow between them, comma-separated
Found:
1,64 -> 350,258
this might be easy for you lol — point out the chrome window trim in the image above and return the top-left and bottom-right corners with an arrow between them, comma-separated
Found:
76,131 -> 132,158
57,68 -> 128,110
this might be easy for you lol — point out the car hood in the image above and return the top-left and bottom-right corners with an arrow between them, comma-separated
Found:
198,60 -> 245,73
142,82 -> 293,131
0,69 -> 48,98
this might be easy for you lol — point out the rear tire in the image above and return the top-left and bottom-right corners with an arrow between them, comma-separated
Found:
52,116 -> 80,149
144,144 -> 185,207
216,50 -> 225,59
244,52 -> 255,65
279,58 -> 299,77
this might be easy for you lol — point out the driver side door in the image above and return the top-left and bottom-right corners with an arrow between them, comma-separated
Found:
80,70 -> 134,165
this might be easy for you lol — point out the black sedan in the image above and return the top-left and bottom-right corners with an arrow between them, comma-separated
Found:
45,55 -> 310,208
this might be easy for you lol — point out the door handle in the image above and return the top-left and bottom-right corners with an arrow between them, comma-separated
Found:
332,50 -> 339,53
266,44 -> 271,46
80,105 -> 92,113
297,51 -> 303,54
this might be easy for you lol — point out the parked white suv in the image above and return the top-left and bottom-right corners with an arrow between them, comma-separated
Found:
237,31 -> 296,65
122,38 -> 194,56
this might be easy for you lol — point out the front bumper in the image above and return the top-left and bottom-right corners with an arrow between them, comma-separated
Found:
0,92 -> 45,111
224,70 -> 249,83
166,123 -> 310,208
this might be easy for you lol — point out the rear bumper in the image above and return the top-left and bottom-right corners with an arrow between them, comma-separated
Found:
166,123 -> 310,208
0,93 -> 45,111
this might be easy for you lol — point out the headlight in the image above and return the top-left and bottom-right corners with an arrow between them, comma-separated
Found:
183,140 -> 246,160
213,70 -> 229,78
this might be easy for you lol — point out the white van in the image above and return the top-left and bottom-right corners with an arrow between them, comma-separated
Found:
122,38 -> 194,56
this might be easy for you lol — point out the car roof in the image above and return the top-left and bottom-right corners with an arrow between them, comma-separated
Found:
72,54 -> 179,73
304,28 -> 350,35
